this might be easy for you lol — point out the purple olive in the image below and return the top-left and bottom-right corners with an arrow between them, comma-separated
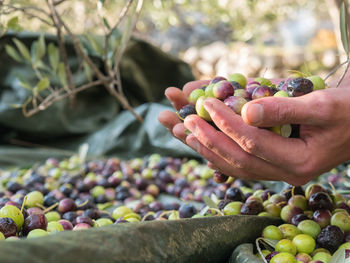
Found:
291,213 -> 309,226
233,89 -> 251,100
0,218 -> 18,237
58,198 -> 77,213
58,219 -> 73,231
229,81 -> 243,90
313,209 -> 332,228
224,96 -> 247,115
245,83 -> 260,99
209,76 -> 227,85
22,214 -> 48,235
213,80 -> 235,100
252,85 -> 277,100
308,192 -> 334,212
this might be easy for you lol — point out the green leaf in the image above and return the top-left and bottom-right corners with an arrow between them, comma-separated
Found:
85,34 -> 104,56
97,202 -> 114,211
36,35 -> 46,61
103,17 -> 111,30
30,41 -> 38,62
9,103 -> 23,109
256,237 -> 278,251
199,206 -> 209,216
83,61 -> 93,82
36,78 -> 50,91
36,60 -> 51,72
78,143 -> 89,163
13,38 -> 31,62
340,1 -> 349,57
7,16 -> 21,31
202,196 -> 218,209
5,45 -> 22,62
58,62 -> 67,87
48,43 -> 59,73
9,97 -> 32,109
18,79 -> 33,91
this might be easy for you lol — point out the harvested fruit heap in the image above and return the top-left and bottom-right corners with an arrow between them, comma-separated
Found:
0,154 -> 350,263
0,153 -> 348,247
178,73 -> 326,138
0,154 -> 270,239
249,183 -> 350,263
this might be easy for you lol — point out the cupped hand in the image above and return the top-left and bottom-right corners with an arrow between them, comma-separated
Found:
158,79 -> 350,185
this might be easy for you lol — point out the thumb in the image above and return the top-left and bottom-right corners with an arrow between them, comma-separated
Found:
241,92 -> 330,127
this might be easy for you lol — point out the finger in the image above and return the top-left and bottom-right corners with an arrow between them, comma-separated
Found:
184,115 -> 290,182
172,123 -> 187,142
203,98 -> 308,174
183,80 -> 210,97
207,161 -> 217,170
186,134 -> 268,180
241,90 -> 333,127
158,110 -> 181,130
165,87 -> 189,111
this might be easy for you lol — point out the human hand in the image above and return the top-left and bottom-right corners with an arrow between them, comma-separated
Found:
158,79 -> 350,185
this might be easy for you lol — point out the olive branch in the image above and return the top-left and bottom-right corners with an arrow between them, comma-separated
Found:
324,0 -> 350,87
1,0 -> 144,121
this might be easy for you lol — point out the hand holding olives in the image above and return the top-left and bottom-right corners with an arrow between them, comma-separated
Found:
159,72 -> 350,186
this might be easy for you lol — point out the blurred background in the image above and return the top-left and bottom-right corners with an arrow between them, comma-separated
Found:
5,0 -> 346,80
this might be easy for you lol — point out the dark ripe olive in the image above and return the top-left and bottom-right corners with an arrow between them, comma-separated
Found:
178,104 -> 196,120
287,78 -> 313,97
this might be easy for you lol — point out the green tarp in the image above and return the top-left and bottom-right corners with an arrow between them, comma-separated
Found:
0,32 -> 196,167
0,215 -> 281,263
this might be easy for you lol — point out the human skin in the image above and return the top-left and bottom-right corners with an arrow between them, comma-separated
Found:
158,78 -> 350,186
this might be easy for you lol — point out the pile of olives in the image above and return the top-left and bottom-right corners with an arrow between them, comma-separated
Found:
0,154 -> 264,239
238,183 -> 350,263
0,151 -> 348,263
178,73 -> 326,138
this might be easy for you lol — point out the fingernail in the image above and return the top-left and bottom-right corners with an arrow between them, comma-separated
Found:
246,104 -> 263,125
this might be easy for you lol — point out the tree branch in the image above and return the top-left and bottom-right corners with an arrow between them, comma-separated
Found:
24,80 -> 103,117
4,0 -> 144,122
112,0 -> 144,76
107,0 -> 134,37
47,0 -> 106,83
3,5 -> 53,26
47,0 -> 74,91
46,0 -> 143,121
336,60 -> 350,87
107,82 -> 143,122
53,0 -> 67,6
104,0 -> 133,79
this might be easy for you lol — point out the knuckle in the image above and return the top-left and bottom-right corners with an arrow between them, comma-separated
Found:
240,136 -> 257,153
217,117 -> 231,131
275,103 -> 296,122
227,152 -> 250,170
205,140 -> 215,151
